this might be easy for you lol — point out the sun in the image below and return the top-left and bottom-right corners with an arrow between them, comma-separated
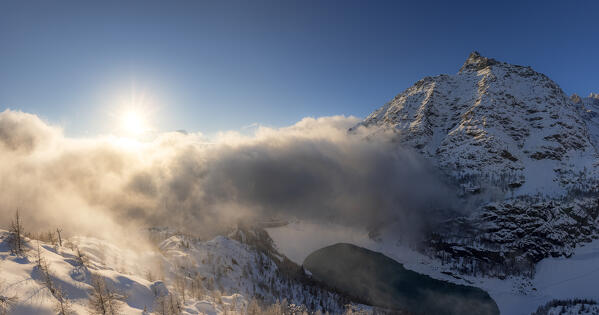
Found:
108,85 -> 158,138
120,110 -> 148,136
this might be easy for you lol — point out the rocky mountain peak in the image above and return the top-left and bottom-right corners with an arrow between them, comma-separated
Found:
571,93 -> 599,105
459,51 -> 500,73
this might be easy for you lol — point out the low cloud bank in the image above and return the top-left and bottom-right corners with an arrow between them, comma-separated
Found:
0,109 -> 458,245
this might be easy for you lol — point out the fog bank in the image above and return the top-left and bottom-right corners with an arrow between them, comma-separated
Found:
0,109 -> 458,245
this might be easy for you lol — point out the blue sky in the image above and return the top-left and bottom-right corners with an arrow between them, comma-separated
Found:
1,0 -> 598,136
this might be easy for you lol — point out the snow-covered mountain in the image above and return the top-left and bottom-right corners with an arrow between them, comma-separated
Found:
358,51 -> 597,195
355,52 -> 599,278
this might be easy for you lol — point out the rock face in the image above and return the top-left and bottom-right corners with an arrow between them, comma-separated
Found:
429,196 -> 599,277
358,52 -> 599,277
573,93 -> 599,150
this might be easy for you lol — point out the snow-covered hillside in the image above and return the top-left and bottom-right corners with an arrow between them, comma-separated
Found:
0,229 -> 250,315
0,228 -> 365,314
0,230 -> 157,314
158,228 -> 359,314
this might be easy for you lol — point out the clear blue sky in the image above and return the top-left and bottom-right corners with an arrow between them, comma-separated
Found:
1,0 -> 598,136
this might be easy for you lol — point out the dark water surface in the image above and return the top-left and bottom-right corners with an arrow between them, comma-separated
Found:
303,243 -> 499,315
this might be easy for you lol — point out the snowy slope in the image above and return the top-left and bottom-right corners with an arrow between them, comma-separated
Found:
0,228 -> 363,314
158,230 -> 357,314
0,230 -> 158,314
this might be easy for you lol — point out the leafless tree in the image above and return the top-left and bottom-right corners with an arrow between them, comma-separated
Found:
173,273 -> 187,304
53,286 -> 73,315
35,242 -> 43,268
9,210 -> 26,255
247,298 -> 261,315
45,231 -> 57,246
0,281 -> 17,315
213,289 -> 223,305
39,257 -> 55,294
56,228 -> 63,247
145,270 -> 154,282
153,293 -> 182,315
0,295 -> 16,315
168,294 -> 181,315
262,299 -> 285,315
190,275 -> 206,299
89,275 -> 123,315
76,246 -> 88,267
34,244 -> 73,315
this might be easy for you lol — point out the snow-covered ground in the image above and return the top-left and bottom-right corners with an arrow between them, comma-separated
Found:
0,227 -> 368,314
0,231 -> 156,314
267,221 -> 599,315
0,230 -> 263,314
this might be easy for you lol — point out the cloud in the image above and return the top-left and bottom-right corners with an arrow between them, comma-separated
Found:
0,110 -> 60,153
0,110 -> 459,245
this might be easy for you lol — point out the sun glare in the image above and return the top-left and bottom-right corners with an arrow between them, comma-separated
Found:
121,110 -> 147,136
109,87 -> 158,139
